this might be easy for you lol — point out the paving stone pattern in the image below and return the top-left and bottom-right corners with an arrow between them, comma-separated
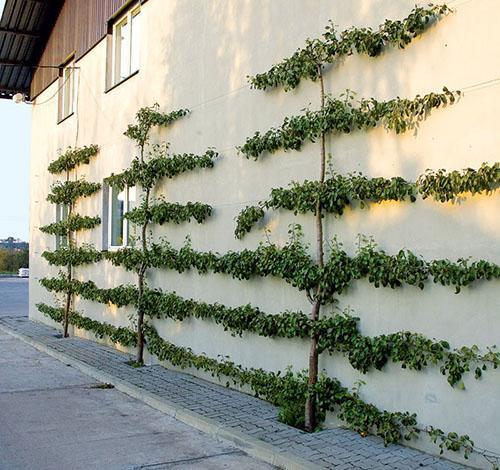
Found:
0,316 -> 467,470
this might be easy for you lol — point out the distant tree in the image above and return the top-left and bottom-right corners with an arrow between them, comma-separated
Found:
15,249 -> 29,269
0,249 -> 7,272
0,247 -> 28,272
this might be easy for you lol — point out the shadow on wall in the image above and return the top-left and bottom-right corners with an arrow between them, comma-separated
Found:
147,0 -> 499,257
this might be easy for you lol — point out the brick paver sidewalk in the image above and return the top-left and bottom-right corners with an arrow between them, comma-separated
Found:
0,316 -> 467,470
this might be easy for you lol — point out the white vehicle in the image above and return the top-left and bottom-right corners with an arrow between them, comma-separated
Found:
18,268 -> 29,278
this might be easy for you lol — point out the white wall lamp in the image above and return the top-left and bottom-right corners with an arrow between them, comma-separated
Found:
12,92 -> 25,104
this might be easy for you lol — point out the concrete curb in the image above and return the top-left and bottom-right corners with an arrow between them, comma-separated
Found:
0,322 -> 322,470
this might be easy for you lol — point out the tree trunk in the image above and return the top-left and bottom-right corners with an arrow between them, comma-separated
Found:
63,169 -> 72,338
136,271 -> 145,364
63,266 -> 71,338
305,298 -> 321,431
63,220 -> 73,338
305,64 -> 326,432
135,183 -> 150,365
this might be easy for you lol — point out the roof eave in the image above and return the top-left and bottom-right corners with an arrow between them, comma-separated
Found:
0,0 -> 63,100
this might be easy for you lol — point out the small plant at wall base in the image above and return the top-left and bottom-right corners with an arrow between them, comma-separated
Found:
39,145 -> 100,337
104,104 -> 217,365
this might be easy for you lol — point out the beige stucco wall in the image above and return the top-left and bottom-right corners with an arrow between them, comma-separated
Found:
29,0 -> 500,466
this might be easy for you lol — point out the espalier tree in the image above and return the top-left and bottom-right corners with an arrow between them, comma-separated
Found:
103,105 -> 217,364
235,3 -> 499,437
36,5 -> 500,463
38,145 -> 101,337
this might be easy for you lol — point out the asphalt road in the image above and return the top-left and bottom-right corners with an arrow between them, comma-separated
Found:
0,278 -> 273,469
0,277 -> 28,317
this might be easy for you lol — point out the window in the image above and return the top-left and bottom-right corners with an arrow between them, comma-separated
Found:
55,204 -> 69,249
58,58 -> 76,122
110,5 -> 141,87
108,185 -> 136,248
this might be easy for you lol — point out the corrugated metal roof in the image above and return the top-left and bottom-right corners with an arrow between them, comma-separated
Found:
0,0 -> 62,99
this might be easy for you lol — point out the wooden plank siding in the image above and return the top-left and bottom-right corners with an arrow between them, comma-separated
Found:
30,0 -> 136,99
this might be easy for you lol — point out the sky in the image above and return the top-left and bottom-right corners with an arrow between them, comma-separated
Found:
0,0 -> 31,242
0,94 -> 31,241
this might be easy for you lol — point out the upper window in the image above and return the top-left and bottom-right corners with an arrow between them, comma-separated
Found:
111,5 -> 141,87
108,185 -> 136,249
58,58 -> 76,122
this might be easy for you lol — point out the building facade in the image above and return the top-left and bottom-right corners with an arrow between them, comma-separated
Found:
1,0 -> 499,467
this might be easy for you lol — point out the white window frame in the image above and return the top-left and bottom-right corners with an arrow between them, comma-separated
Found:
111,4 -> 141,87
58,58 -> 77,122
107,185 -> 136,250
55,203 -> 69,249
